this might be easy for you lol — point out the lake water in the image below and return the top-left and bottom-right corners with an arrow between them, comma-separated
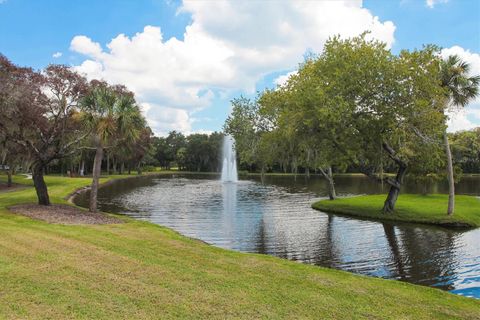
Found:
74,174 -> 480,299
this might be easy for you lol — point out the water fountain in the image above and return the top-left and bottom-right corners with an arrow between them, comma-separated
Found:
221,135 -> 238,183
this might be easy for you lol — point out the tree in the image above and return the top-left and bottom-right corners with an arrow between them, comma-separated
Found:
81,82 -> 146,212
449,128 -> 480,173
439,55 -> 480,215
130,127 -> 153,174
0,57 -> 87,205
165,131 -> 186,169
224,96 -> 272,175
258,59 -> 349,198
152,137 -> 170,169
237,35 -> 446,211
0,135 -> 28,187
315,37 -> 446,212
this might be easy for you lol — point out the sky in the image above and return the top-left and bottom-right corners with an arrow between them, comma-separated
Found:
0,0 -> 479,135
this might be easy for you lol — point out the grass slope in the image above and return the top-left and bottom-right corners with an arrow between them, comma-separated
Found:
0,175 -> 478,319
313,194 -> 480,228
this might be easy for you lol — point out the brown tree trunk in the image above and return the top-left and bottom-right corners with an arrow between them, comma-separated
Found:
7,167 -> 12,187
319,167 -> 336,200
327,167 -> 336,200
444,132 -> 455,215
89,144 -> 103,213
32,163 -> 50,205
106,153 -> 110,175
137,162 -> 142,175
382,143 -> 407,213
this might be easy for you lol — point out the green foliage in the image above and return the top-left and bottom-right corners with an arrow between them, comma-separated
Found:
224,96 -> 272,171
141,165 -> 156,172
152,131 -> 223,172
225,34 -> 452,183
440,55 -> 480,109
80,83 -> 146,147
449,128 -> 480,173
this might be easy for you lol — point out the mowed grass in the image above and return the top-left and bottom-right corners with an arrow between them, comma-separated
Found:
313,194 -> 480,228
0,175 -> 478,319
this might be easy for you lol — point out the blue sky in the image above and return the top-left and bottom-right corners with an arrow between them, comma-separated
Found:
1,0 -> 479,135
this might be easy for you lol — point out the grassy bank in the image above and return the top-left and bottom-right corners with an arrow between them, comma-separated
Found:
0,176 -> 478,319
313,194 -> 480,228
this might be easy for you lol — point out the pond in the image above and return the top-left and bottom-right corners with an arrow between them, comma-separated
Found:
74,174 -> 480,299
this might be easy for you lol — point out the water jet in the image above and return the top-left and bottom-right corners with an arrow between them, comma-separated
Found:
221,135 -> 238,183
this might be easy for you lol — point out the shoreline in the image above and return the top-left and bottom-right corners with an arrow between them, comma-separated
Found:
0,174 -> 478,318
312,194 -> 480,229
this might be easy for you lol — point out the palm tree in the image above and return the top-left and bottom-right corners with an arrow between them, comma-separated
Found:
81,84 -> 144,212
440,55 -> 480,215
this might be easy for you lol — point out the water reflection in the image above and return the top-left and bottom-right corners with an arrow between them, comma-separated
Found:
74,174 -> 480,298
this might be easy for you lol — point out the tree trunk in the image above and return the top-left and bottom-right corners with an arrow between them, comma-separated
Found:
89,144 -> 104,213
32,163 -> 50,205
7,167 -> 12,187
120,162 -> 125,175
382,143 -> 407,213
106,153 -> 110,175
137,162 -> 142,175
327,167 -> 336,200
444,132 -> 455,215
319,167 -> 336,200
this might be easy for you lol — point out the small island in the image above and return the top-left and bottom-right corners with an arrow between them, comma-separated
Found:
313,194 -> 480,228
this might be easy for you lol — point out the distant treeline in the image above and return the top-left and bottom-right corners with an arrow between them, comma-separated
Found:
151,131 -> 223,172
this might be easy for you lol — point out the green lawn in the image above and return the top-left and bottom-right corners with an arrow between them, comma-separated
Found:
313,194 -> 480,228
0,175 -> 478,319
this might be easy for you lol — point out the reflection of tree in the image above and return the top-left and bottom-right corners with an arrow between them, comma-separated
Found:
74,175 -> 161,212
394,225 -> 459,290
312,214 -> 337,268
254,218 -> 267,254
382,223 -> 406,280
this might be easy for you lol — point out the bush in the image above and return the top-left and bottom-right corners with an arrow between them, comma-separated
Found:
142,165 -> 156,172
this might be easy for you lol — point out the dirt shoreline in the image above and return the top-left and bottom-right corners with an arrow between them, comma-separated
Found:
8,204 -> 123,225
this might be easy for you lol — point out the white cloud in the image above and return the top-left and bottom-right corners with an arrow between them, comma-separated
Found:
141,103 -> 193,136
426,0 -> 448,8
70,35 -> 104,59
71,0 -> 395,134
441,46 -> 480,132
52,52 -> 62,58
274,71 -> 297,87
446,110 -> 477,132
